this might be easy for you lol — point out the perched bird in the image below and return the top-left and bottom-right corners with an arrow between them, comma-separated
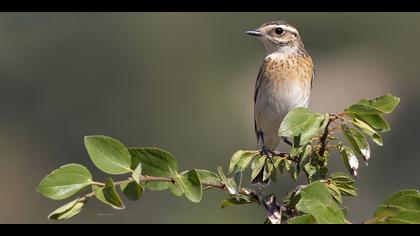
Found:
246,21 -> 314,155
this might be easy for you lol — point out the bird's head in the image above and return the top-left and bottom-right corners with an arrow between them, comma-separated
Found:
246,21 -> 304,54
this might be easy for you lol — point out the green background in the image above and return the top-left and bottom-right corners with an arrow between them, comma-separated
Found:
1,12 -> 419,223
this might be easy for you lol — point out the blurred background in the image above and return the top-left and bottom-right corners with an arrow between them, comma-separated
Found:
0,12 -> 419,224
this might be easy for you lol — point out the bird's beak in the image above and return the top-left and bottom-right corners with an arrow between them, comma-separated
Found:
246,29 -> 264,37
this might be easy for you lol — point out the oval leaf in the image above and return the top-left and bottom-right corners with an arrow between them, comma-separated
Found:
326,183 -> 343,204
220,194 -> 257,209
296,181 -> 347,224
339,146 -> 359,177
36,164 -> 92,200
171,169 -> 202,203
288,214 -> 316,224
129,148 -> 178,191
132,163 -> 142,185
251,155 -> 266,181
93,178 -> 125,209
217,166 -> 239,195
329,172 -> 355,185
279,108 -> 314,138
345,94 -> 400,115
352,114 -> 391,133
373,189 -> 420,224
362,114 -> 390,132
341,124 -> 370,163
48,197 -> 85,220
352,118 -> 383,146
84,136 -> 132,175
300,114 -> 327,144
229,150 -> 256,174
328,172 -> 357,197
170,182 -> 184,197
195,169 -> 220,186
263,160 -> 275,182
120,180 -> 144,201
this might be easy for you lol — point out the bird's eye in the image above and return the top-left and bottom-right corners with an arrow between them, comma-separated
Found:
274,27 -> 284,35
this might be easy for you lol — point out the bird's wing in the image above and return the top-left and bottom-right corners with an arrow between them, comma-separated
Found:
254,63 -> 265,104
254,61 -> 266,137
310,66 -> 315,89
310,58 -> 315,89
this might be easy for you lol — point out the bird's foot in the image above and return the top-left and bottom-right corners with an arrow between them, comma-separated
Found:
260,146 -> 275,166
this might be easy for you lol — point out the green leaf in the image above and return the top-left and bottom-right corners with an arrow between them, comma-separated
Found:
345,94 -> 400,115
169,182 -> 184,197
283,189 -> 301,208
329,172 -> 355,185
168,171 -> 183,197
120,180 -> 144,201
263,160 -> 275,181
229,150 -> 256,174
319,166 -> 328,178
300,114 -> 327,144
337,184 -> 358,197
217,167 -> 239,195
341,124 -> 370,163
298,145 -> 312,175
233,171 -> 242,189
93,178 -> 125,209
263,156 -> 283,182
48,197 -> 85,220
220,194 -> 257,209
129,148 -> 178,191
195,169 -> 220,186
304,162 -> 318,182
131,163 -> 142,184
288,214 -> 316,224
339,146 -> 359,177
326,182 -> 343,204
279,108 -> 312,137
353,114 -> 390,133
381,212 -> 420,224
296,181 -> 347,224
251,155 -> 266,181
170,169 -> 202,203
329,172 -> 357,197
352,118 -> 383,146
285,159 -> 298,181
84,136 -> 132,175
373,189 -> 420,224
36,164 -> 92,200
279,108 -> 325,144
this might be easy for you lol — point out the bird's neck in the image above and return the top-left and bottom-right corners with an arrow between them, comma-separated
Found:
265,45 -> 299,61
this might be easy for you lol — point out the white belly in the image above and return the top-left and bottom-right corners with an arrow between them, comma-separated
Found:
255,79 -> 310,150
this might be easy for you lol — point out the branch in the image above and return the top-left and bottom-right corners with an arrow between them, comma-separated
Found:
88,174 -> 260,203
270,151 -> 299,163
318,114 -> 338,157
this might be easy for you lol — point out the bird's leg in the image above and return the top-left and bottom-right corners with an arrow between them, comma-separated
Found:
260,146 -> 275,166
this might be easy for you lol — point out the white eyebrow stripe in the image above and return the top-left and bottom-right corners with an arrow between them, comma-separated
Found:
280,25 -> 299,35
264,24 -> 299,35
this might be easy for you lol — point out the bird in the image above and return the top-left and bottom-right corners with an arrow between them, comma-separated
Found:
246,21 -> 314,157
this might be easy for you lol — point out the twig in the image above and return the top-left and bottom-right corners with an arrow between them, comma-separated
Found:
319,114 -> 338,157
86,174 -> 260,203
270,151 -> 299,163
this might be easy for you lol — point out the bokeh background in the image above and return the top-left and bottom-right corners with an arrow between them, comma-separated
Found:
1,12 -> 419,224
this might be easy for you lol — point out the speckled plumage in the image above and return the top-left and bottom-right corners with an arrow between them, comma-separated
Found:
249,21 -> 314,151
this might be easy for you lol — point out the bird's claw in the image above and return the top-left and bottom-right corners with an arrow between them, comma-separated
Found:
260,147 -> 276,166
